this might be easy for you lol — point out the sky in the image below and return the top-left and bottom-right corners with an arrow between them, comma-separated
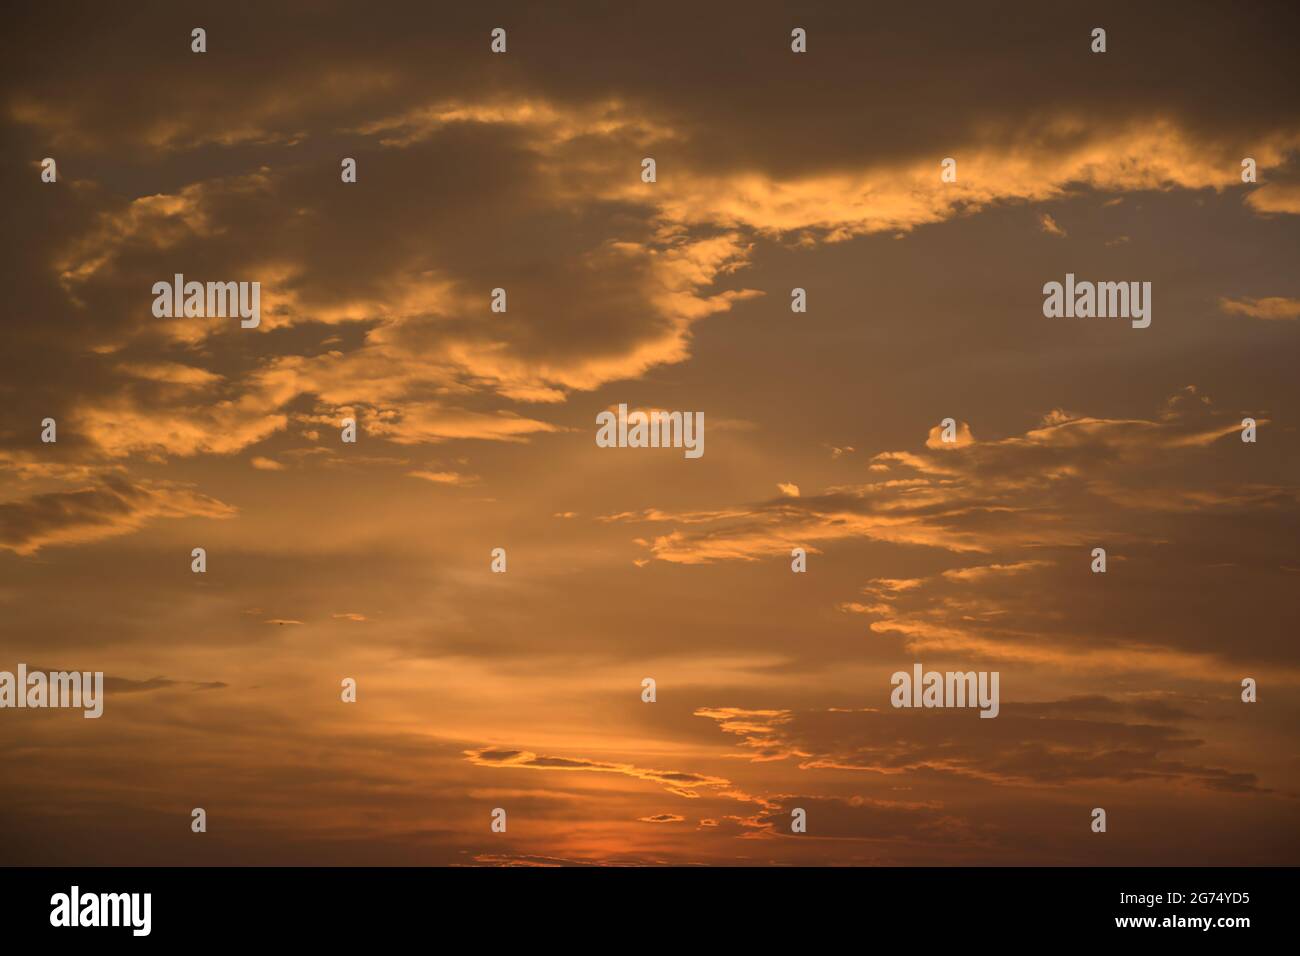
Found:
1,0 -> 1298,866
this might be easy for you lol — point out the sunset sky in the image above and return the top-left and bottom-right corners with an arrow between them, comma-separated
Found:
2,1 -> 1298,866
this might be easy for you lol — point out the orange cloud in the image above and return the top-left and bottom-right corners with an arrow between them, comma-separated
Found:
616,391 -> 1280,565
465,748 -> 731,798
1219,296 -> 1300,320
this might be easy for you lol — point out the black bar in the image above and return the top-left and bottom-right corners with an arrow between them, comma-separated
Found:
0,866 -> 1284,943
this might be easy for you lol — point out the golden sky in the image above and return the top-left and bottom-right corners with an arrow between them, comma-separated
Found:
2,0 -> 1298,865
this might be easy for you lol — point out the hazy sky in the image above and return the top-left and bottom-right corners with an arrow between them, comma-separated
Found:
2,0 -> 1298,865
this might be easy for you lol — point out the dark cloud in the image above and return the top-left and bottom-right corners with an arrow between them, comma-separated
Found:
0,475 -> 234,554
696,700 -> 1269,793
101,675 -> 229,693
